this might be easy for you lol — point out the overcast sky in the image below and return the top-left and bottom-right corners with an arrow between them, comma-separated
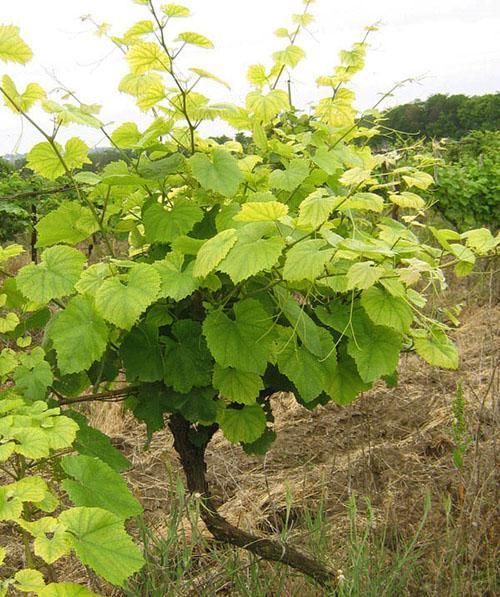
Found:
1,0 -> 499,154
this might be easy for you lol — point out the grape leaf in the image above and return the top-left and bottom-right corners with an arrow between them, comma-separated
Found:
95,264 -> 160,329
163,320 -> 212,393
59,507 -> 145,587
50,295 -> 109,375
193,228 -> 238,277
176,31 -> 213,48
27,138 -> 90,180
234,201 -> 288,222
213,365 -> 263,404
153,252 -> 200,301
283,239 -> 334,281
0,25 -> 32,63
217,404 -> 267,444
16,246 -> 85,303
269,158 -> 309,191
39,583 -> 101,596
120,322 -> 164,382
360,286 -> 413,334
413,329 -> 459,369
143,200 -> 203,244
13,347 -> 53,401
189,149 -> 243,197
298,189 -> 337,229
218,232 -> 284,284
36,203 -> 99,248
203,299 -> 274,374
347,323 -> 402,383
67,410 -> 131,472
61,455 -> 142,519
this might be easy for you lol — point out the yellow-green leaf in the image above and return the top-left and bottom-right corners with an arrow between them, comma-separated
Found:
0,25 -> 32,64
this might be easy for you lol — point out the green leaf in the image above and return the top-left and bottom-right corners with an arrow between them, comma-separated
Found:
175,388 -> 217,424
36,203 -> 99,248
189,67 -> 230,89
119,72 -> 166,110
163,320 -> 212,393
347,323 -> 402,383
128,383 -> 169,440
50,295 -> 109,375
193,229 -> 238,278
27,138 -> 90,180
120,322 -> 163,382
154,252 -> 200,301
0,477 -> 48,521
246,89 -> 289,122
389,191 -> 425,209
16,246 -> 85,303
13,347 -> 53,401
41,414 -> 79,452
340,192 -> 384,212
311,147 -> 342,175
95,263 -> 160,329
203,299 -> 274,374
247,64 -> 268,87
276,341 -> 325,402
242,428 -> 277,455
413,329 -> 459,369
273,44 -> 306,68
324,351 -> 371,405
274,287 -> 323,356
19,516 -> 70,564
298,189 -> 337,229
0,311 -> 19,333
126,42 -> 169,74
59,507 -> 145,587
213,365 -> 263,404
161,4 -> 190,17
143,200 -> 203,244
13,569 -> 46,592
41,101 -> 102,128
283,239 -> 334,281
269,159 -> 309,191
218,230 -> 284,284
75,263 -> 113,295
39,583 -> 101,597
217,404 -> 267,444
234,201 -> 288,222
111,122 -> 141,148
139,154 -> 185,181
361,286 -> 413,334
189,149 -> 243,197
0,348 -> 17,378
176,31 -> 214,48
402,171 -> 433,190
0,243 -> 24,263
462,228 -> 499,254
0,25 -> 32,63
346,261 -> 384,290
67,410 -> 131,472
61,455 -> 142,519
2,74 -> 45,112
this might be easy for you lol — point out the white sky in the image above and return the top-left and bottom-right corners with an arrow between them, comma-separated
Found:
0,0 -> 499,154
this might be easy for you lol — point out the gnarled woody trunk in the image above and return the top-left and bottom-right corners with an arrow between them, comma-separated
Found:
168,412 -> 339,588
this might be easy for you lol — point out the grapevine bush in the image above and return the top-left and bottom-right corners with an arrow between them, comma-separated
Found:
0,0 -> 498,592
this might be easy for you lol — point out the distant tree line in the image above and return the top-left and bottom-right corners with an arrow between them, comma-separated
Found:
382,93 -> 499,140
